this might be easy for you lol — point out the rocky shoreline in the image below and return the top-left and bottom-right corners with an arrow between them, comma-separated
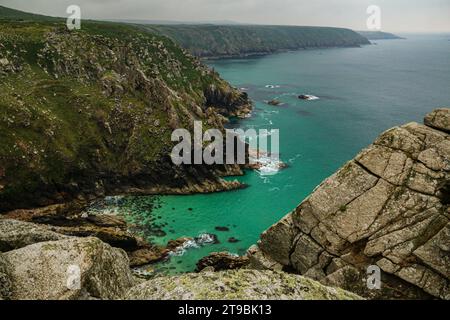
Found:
1,108 -> 448,300
0,218 -> 361,300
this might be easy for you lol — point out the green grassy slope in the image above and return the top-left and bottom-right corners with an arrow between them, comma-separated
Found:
0,5 -> 371,58
0,17 -> 249,212
144,25 -> 371,58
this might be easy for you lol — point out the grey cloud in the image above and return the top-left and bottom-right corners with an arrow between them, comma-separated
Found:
0,0 -> 449,32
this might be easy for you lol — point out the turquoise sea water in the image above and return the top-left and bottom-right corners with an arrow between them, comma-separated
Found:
95,34 -> 450,274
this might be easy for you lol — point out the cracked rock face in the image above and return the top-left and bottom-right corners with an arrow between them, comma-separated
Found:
252,108 -> 450,300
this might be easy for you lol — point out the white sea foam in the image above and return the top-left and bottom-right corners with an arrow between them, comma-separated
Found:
169,239 -> 199,257
254,155 -> 284,176
169,233 -> 218,257
288,153 -> 302,164
302,95 -> 320,100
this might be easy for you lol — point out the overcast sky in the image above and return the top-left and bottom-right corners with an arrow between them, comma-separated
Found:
1,0 -> 449,32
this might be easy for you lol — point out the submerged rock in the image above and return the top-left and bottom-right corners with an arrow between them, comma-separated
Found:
215,226 -> 230,232
3,237 -> 136,300
251,108 -> 450,300
125,269 -> 362,300
267,99 -> 282,106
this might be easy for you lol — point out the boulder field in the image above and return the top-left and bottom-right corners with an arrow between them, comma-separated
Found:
0,219 -> 360,300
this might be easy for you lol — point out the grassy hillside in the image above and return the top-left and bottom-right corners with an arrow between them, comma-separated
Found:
0,17 -> 250,212
0,5 -> 371,58
144,25 -> 371,58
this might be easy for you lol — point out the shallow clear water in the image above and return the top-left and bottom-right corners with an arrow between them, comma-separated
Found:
95,34 -> 450,274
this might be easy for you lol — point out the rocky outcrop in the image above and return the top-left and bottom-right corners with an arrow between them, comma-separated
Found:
424,108 -> 450,133
196,252 -> 250,272
0,219 -> 68,252
0,20 -> 251,213
125,269 -> 362,300
2,237 -> 136,300
0,212 -> 173,267
0,218 -> 362,300
251,109 -> 450,300
204,84 -> 252,118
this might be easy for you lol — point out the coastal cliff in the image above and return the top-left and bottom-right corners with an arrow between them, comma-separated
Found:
0,19 -> 251,212
250,108 -> 450,300
144,25 -> 371,58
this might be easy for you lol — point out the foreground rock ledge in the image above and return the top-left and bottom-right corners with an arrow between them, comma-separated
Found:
125,269 -> 362,300
2,237 -> 136,300
251,108 -> 450,300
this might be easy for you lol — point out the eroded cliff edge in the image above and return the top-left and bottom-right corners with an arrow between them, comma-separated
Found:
0,20 -> 251,212
249,108 -> 450,300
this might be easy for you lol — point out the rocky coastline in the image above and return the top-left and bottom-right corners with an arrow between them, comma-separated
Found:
1,108 -> 448,300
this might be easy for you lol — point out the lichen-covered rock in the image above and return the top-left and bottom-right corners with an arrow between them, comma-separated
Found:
125,269 -> 362,300
424,108 -> 450,133
0,219 -> 68,252
0,253 -> 12,299
252,109 -> 450,300
3,237 -> 136,300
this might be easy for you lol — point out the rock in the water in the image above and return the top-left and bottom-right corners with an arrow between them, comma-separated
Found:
267,99 -> 281,106
251,108 -> 450,300
128,244 -> 169,267
0,219 -> 68,252
215,226 -> 230,232
228,237 -> 240,243
3,237 -> 136,300
125,269 -> 362,300
196,252 -> 249,272
195,233 -> 220,245
166,237 -> 193,251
